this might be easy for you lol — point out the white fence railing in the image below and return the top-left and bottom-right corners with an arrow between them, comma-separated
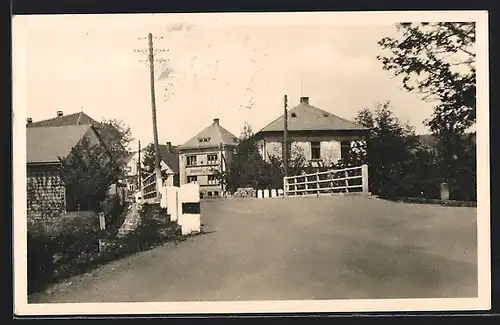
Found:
142,172 -> 158,200
283,164 -> 369,197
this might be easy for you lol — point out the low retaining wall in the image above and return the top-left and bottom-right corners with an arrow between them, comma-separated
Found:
378,196 -> 477,207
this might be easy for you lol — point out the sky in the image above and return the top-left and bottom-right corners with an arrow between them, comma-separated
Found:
14,12 -> 477,150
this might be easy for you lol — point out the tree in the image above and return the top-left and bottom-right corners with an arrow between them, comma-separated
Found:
354,102 -> 433,197
222,122 -> 308,192
95,119 -> 134,179
59,137 -> 120,212
378,23 -> 477,199
377,22 -> 476,135
141,143 -> 169,181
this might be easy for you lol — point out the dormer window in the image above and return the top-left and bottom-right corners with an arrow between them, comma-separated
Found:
291,113 -> 297,117
198,137 -> 211,143
322,113 -> 329,117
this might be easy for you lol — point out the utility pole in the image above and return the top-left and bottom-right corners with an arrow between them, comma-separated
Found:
135,33 -> 166,201
219,143 -> 224,195
147,33 -> 163,201
284,95 -> 289,179
137,140 -> 142,191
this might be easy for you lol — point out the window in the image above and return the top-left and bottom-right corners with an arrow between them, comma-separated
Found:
198,137 -> 211,143
208,175 -> 218,185
207,191 -> 213,197
187,176 -> 197,183
214,191 -> 219,197
341,141 -> 351,160
186,155 -> 197,166
207,154 -> 218,164
291,112 -> 297,117
311,141 -> 321,160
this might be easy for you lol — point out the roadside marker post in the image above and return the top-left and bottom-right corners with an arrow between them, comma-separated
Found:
166,186 -> 179,222
179,183 -> 201,235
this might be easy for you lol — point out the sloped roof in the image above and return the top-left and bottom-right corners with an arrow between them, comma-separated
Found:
180,119 -> 238,149
26,124 -> 95,164
122,151 -> 138,166
258,100 -> 368,133
158,144 -> 179,173
27,112 -> 98,128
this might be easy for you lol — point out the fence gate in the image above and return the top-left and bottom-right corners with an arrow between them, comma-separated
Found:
283,164 -> 369,197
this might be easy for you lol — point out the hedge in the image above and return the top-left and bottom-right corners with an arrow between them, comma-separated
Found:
27,204 -> 181,294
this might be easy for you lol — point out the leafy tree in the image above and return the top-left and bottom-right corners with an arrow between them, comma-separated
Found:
95,118 -> 134,179
378,23 -> 477,200
59,137 -> 120,212
222,122 -> 308,192
141,143 -> 169,181
377,22 -> 476,134
354,102 -> 433,197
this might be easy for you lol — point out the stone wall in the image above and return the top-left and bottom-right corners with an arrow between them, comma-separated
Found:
27,165 -> 66,222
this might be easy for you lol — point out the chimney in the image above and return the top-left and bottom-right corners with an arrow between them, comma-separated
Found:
213,118 -> 219,125
166,141 -> 172,152
57,110 -> 63,117
300,97 -> 309,104
27,118 -> 32,125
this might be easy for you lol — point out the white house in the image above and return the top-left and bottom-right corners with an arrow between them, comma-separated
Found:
254,96 -> 370,167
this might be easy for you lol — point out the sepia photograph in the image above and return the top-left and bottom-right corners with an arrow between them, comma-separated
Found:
12,11 -> 490,315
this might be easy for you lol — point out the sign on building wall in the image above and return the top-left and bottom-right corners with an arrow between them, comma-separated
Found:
185,166 -> 219,176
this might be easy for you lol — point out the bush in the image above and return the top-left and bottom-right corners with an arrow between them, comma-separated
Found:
101,194 -> 127,233
232,187 -> 256,198
27,211 -> 104,293
27,205 -> 182,294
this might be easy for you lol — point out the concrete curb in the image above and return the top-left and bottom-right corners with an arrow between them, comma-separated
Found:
379,196 -> 477,207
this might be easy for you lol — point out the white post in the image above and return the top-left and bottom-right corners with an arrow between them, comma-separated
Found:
271,189 -> 277,197
166,186 -> 179,222
263,189 -> 270,198
179,183 -> 201,235
361,164 -> 369,194
98,212 -> 106,230
344,169 -> 349,193
440,182 -> 450,201
316,172 -> 320,197
160,186 -> 168,208
278,189 -> 284,197
257,189 -> 263,199
283,177 -> 288,198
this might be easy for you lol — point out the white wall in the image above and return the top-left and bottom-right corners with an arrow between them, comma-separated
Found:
257,133 -> 366,165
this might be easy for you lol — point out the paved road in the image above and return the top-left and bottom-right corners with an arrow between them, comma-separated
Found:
29,196 -> 478,303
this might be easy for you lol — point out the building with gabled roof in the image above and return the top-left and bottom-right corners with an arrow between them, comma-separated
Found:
26,123 -> 111,220
158,143 -> 180,187
178,118 -> 238,198
254,96 -> 370,168
27,111 -> 98,128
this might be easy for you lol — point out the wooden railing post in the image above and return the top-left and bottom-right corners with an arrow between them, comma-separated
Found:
283,177 -> 288,198
361,164 -> 369,194
344,169 -> 349,193
316,173 -> 320,197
